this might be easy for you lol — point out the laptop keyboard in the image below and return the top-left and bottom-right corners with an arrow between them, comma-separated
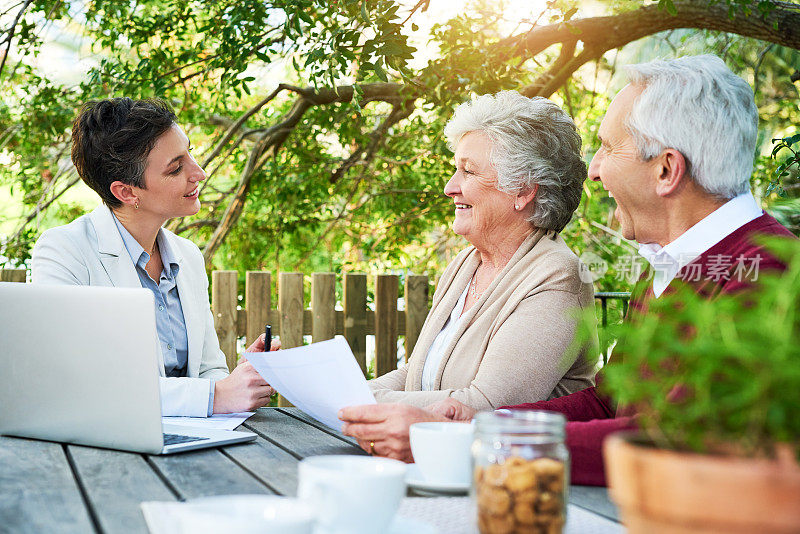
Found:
163,433 -> 209,446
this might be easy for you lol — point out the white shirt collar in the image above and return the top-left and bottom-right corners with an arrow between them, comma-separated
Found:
637,192 -> 763,297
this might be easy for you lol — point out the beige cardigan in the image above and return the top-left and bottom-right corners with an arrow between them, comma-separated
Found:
369,229 -> 598,410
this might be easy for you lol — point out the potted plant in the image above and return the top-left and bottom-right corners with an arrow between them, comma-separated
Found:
599,236 -> 800,534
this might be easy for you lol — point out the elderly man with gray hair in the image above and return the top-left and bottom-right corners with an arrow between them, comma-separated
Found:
343,91 -> 599,451
341,55 -> 795,485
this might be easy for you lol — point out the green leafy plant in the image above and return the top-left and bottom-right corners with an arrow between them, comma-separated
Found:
766,133 -> 800,198
584,237 -> 800,460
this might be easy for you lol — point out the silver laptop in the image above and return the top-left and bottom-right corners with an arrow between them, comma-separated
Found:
0,282 -> 256,454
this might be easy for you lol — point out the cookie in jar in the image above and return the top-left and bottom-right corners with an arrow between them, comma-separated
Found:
472,411 -> 568,534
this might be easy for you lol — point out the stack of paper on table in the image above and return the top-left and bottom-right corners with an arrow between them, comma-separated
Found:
161,412 -> 254,431
245,337 -> 376,431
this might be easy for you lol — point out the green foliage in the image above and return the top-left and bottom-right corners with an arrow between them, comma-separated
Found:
766,133 -> 800,198
0,0 -> 434,270
658,0 -> 679,17
1,0 -> 798,282
583,237 -> 800,459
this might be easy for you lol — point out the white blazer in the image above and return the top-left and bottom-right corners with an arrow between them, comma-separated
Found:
31,204 -> 230,417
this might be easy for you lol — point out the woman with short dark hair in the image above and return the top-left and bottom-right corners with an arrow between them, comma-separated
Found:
71,98 -> 178,208
32,97 -> 277,417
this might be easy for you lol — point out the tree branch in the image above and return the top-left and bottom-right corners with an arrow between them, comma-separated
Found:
503,1 -> 800,61
174,219 -> 218,234
199,82 -> 416,262
207,116 -> 268,140
0,2 -> 25,19
520,38 -> 577,97
401,0 -> 430,25
4,169 -> 79,249
376,150 -> 431,166
329,99 -> 414,184
292,171 -> 369,271
290,102 -> 417,270
201,84 -> 287,167
201,97 -> 313,262
0,0 -> 34,82
753,42 -> 775,96
159,27 -> 280,80
508,0 -> 800,98
522,47 -> 599,98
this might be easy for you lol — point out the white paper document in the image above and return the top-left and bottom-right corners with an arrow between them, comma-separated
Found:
246,337 -> 376,431
162,412 -> 254,431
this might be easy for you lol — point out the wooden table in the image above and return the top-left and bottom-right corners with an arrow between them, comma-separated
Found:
0,408 -> 622,533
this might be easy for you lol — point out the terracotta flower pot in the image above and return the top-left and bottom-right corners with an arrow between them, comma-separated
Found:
604,433 -> 800,534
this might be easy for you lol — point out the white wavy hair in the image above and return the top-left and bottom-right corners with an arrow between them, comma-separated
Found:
625,54 -> 758,199
443,91 -> 587,232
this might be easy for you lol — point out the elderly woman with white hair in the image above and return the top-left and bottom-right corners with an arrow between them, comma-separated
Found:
362,91 -> 598,416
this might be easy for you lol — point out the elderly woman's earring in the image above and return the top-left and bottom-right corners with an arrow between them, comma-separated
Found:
134,201 -> 139,210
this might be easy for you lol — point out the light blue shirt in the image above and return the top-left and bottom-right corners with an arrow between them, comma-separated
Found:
112,214 -> 215,415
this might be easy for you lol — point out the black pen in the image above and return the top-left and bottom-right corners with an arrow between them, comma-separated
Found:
264,324 -> 272,352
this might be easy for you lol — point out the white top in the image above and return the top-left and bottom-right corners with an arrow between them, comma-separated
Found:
421,284 -> 469,391
638,192 -> 763,297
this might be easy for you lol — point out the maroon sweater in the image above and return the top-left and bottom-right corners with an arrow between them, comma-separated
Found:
501,213 -> 795,486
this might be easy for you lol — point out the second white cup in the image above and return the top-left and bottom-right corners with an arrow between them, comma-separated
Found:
409,421 -> 474,485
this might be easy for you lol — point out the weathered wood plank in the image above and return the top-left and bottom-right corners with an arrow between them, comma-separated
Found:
0,427 -> 620,529
404,274 -> 429,363
67,445 -> 175,534
277,408 -> 360,448
375,274 -> 399,377
343,273 -> 368,375
278,273 -> 305,348
147,445 -> 272,499
245,271 -> 271,347
244,408 -> 364,461
212,270 -> 239,371
0,437 -> 95,534
569,485 -> 620,522
237,307 -> 247,337
311,273 -> 336,342
221,436 -> 302,497
278,273 -> 304,407
0,268 -> 26,282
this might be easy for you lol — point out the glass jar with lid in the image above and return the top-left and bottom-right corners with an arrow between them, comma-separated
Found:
472,410 -> 569,534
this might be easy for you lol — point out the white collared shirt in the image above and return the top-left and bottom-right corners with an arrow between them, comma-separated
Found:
638,192 -> 763,297
421,284 -> 469,391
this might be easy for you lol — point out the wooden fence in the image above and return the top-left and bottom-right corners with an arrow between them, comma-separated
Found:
0,268 -> 430,375
0,269 -> 26,283
210,271 -> 430,379
1,268 -> 630,378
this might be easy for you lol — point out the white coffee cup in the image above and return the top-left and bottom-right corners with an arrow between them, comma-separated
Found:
409,421 -> 474,485
177,495 -> 316,534
297,455 -> 406,534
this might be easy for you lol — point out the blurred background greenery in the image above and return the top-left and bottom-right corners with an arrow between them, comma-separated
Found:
1,0 -> 798,295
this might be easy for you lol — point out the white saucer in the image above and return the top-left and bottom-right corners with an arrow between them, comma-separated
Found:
405,463 -> 471,495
